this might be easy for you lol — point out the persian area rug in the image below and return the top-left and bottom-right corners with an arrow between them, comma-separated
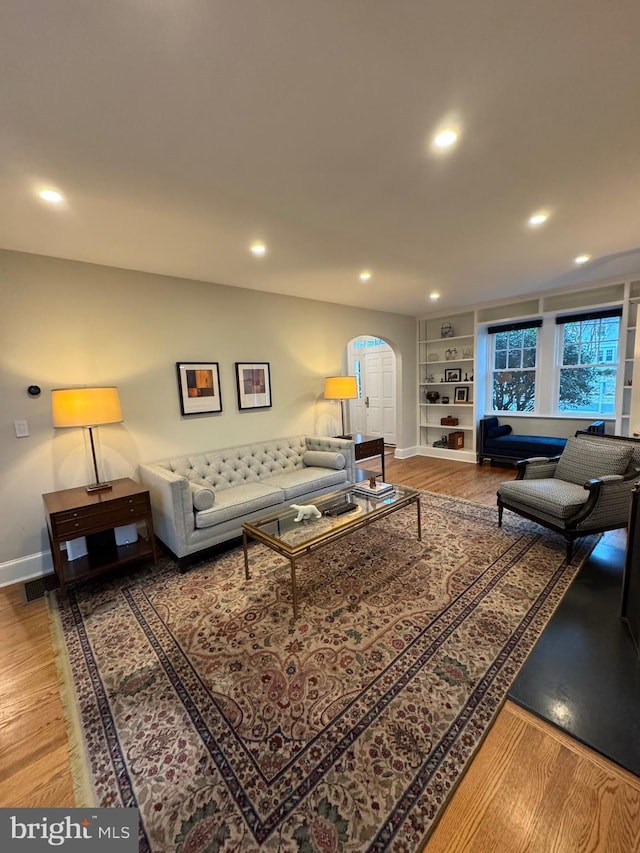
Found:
49,491 -> 598,852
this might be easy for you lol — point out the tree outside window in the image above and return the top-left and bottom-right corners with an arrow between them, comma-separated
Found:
491,325 -> 539,411
557,314 -> 620,414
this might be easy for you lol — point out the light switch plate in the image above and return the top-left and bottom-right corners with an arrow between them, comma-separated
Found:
14,420 -> 29,437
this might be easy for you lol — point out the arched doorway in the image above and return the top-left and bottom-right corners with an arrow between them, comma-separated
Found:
346,335 -> 397,445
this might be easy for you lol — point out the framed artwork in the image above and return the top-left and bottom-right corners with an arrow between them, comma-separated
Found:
454,386 -> 469,403
235,362 -> 272,410
444,368 -> 462,382
176,362 -> 222,415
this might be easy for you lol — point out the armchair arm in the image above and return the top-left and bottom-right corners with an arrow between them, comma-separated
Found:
567,472 -> 640,531
515,456 -> 561,480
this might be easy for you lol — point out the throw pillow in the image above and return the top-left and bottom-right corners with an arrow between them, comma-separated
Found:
189,481 -> 215,510
554,436 -> 633,485
302,450 -> 346,470
487,424 -> 512,439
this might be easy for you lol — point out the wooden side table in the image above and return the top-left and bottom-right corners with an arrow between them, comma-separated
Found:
347,433 -> 386,482
43,477 -> 157,593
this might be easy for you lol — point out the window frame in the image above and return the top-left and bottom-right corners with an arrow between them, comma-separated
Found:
486,319 -> 542,414
554,308 -> 622,417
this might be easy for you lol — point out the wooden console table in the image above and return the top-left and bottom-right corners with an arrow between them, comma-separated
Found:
43,477 -> 157,593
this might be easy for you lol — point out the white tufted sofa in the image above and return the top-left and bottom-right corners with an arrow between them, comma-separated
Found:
139,435 -> 356,565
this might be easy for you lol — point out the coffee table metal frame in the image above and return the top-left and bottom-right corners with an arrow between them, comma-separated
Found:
242,484 -> 421,618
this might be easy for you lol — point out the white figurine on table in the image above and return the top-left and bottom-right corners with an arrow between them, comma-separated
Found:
291,503 -> 322,522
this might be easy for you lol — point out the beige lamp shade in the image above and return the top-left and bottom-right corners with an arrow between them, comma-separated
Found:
51,387 -> 123,428
324,376 -> 358,400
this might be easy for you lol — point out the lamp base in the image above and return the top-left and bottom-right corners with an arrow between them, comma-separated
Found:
86,481 -> 113,493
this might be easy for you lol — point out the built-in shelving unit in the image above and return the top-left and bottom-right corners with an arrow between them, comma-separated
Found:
624,281 -> 640,437
621,298 -> 636,436
417,278 -> 640,461
418,311 -> 476,462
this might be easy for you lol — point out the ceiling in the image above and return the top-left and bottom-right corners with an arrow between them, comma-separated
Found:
2,1 -> 640,317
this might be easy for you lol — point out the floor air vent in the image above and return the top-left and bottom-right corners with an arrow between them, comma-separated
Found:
23,574 -> 59,603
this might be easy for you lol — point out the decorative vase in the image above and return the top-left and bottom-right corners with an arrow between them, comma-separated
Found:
426,391 -> 440,404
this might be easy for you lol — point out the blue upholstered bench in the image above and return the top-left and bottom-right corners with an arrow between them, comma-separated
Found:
478,417 -> 604,465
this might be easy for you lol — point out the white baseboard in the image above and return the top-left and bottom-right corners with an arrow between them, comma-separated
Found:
393,445 -> 419,459
0,551 -> 53,588
414,446 -> 477,463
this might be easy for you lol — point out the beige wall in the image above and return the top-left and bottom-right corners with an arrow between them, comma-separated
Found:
0,250 -> 416,576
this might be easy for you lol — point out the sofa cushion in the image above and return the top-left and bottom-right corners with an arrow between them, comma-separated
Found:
487,424 -> 512,439
302,450 -> 346,470
554,435 -> 633,485
266,467 -> 348,500
499,478 -> 589,520
194,482 -> 284,528
189,481 -> 215,510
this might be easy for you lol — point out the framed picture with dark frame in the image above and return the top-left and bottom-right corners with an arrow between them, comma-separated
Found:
444,367 -> 462,382
454,386 -> 469,403
235,362 -> 272,410
176,362 -> 222,415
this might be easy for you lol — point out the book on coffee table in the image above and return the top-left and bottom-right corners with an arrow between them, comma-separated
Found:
353,481 -> 395,498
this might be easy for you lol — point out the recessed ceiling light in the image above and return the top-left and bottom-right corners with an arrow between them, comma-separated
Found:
250,242 -> 266,256
574,254 -> 591,265
528,211 -> 549,227
432,129 -> 458,149
430,292 -> 440,300
359,270 -> 372,282
39,189 -> 64,204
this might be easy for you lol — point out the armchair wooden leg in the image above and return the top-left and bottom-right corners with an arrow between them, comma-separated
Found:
498,503 -> 504,527
566,539 -> 574,563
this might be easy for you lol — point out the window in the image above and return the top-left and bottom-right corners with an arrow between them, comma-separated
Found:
488,320 -> 541,412
556,309 -> 621,415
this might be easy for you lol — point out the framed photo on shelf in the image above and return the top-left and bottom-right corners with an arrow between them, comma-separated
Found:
176,362 -> 222,415
444,368 -> 462,382
235,362 -> 272,410
454,386 -> 469,403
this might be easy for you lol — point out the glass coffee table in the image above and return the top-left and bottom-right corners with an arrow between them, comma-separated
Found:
242,484 -> 421,618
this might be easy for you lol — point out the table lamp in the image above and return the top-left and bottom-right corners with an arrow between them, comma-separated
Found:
51,386 -> 123,492
324,375 -> 358,438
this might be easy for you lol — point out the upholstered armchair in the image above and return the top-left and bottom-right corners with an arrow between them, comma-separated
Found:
497,431 -> 640,561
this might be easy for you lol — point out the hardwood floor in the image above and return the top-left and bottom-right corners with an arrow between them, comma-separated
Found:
0,454 -> 638,851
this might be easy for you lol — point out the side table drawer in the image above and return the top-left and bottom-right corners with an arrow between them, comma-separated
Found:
354,439 -> 384,460
51,494 -> 150,538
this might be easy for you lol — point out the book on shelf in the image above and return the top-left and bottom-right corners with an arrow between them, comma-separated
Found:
353,481 -> 395,497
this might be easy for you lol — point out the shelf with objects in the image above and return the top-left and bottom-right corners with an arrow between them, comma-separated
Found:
417,311 -> 476,461
624,285 -> 640,437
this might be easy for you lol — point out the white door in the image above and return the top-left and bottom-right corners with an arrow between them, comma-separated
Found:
364,353 -> 384,436
364,352 -> 396,443
347,338 -> 397,443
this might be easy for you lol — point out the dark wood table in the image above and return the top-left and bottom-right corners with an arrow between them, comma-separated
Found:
340,432 -> 386,482
43,477 -> 157,592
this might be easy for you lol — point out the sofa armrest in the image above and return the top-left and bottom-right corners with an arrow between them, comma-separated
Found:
139,463 -> 194,558
304,436 -> 356,483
